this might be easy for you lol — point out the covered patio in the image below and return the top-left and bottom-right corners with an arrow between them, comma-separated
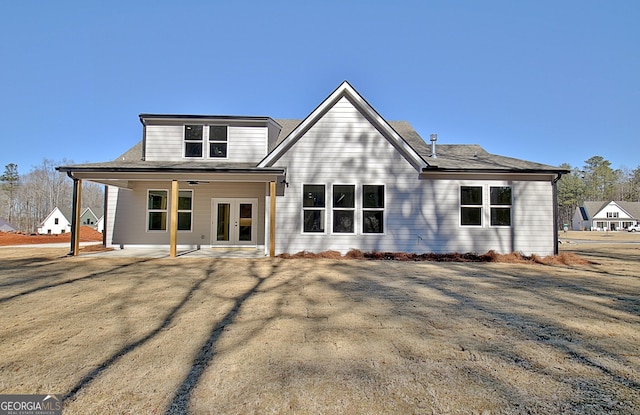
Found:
56,162 -> 286,258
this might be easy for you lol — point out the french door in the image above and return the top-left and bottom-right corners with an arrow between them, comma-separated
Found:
211,198 -> 257,246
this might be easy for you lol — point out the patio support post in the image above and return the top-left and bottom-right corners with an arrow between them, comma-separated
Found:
170,180 -> 179,258
269,181 -> 276,257
71,178 -> 82,256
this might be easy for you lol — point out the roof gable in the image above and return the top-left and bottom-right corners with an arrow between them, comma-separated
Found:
258,81 -> 426,169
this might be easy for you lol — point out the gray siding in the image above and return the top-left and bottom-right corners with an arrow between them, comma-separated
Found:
145,125 -> 267,163
271,97 -> 556,256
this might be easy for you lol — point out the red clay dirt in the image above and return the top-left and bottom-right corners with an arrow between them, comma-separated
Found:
0,226 -> 103,246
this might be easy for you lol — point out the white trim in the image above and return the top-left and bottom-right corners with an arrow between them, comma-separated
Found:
301,184 -> 327,234
211,198 -> 258,246
258,81 -> 426,170
146,189 -> 169,232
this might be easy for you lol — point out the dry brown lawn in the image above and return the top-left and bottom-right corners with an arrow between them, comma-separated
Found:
0,233 -> 638,414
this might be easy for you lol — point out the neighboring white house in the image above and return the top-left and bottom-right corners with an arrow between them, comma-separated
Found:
37,207 -> 71,235
573,201 -> 640,231
96,216 -> 104,233
0,218 -> 17,232
57,81 -> 568,256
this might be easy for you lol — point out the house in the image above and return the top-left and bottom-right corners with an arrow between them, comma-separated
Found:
96,216 -> 104,233
80,207 -> 104,229
37,207 -> 71,235
0,218 -> 17,232
573,201 -> 640,231
57,81 -> 568,257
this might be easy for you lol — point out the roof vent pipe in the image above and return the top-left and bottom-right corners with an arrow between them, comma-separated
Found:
430,134 -> 437,158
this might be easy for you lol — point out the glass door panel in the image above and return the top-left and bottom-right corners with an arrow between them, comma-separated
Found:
216,203 -> 230,241
238,203 -> 253,241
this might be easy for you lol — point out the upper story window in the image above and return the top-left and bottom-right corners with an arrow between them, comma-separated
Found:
184,125 -> 203,157
184,125 -> 228,158
606,212 -> 619,218
209,126 -> 228,158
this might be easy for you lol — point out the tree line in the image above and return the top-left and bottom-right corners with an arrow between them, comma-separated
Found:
2,155 -> 639,233
0,161 -> 103,232
557,156 -> 640,228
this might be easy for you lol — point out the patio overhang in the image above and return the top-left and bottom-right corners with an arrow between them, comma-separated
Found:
56,163 -> 286,258
57,165 -> 286,189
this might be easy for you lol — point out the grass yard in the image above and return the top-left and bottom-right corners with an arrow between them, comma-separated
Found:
0,235 -> 639,414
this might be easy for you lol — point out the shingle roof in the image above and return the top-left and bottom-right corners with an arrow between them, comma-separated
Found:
274,118 -> 563,172
60,118 -> 563,174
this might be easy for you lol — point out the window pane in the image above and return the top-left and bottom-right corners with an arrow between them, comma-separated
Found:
184,125 -> 203,141
148,191 -> 167,210
461,186 -> 482,205
209,126 -> 227,142
185,142 -> 203,157
363,185 -> 384,208
333,210 -> 354,233
178,191 -> 192,210
148,212 -> 167,231
178,212 -> 191,231
303,210 -> 325,232
209,143 -> 227,157
461,207 -> 482,226
303,185 -> 325,207
490,187 -> 512,205
333,185 -> 354,208
491,208 -> 511,226
363,210 -> 383,233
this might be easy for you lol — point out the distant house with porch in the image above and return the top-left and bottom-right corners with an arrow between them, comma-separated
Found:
573,201 -> 640,231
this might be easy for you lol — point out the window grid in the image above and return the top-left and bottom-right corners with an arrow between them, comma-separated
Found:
147,190 -> 168,231
303,184 -> 326,233
333,184 -> 355,234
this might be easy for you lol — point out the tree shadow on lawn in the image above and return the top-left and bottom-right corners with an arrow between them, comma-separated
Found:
318,260 -> 640,412
157,258 -> 639,413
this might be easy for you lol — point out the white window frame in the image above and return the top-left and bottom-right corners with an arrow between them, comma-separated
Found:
302,184 -> 326,234
183,125 -> 204,158
460,186 -> 483,227
208,125 -> 229,159
177,189 -> 194,232
489,186 -> 512,227
147,189 -> 168,232
362,184 -> 385,234
332,184 -> 356,234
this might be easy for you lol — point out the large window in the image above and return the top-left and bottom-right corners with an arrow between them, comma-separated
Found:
184,125 -> 203,158
333,185 -> 355,233
303,185 -> 325,233
460,186 -> 482,226
363,185 -> 384,233
178,190 -> 193,231
148,190 -> 168,231
490,186 -> 512,226
209,126 -> 228,158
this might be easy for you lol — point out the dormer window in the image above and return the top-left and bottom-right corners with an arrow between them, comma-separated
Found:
209,126 -> 228,158
184,125 -> 228,158
184,125 -> 203,157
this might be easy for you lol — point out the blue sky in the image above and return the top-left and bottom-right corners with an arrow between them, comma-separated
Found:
1,0 -> 638,174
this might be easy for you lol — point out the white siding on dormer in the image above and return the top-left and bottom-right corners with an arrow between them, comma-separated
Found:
144,124 -> 267,162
